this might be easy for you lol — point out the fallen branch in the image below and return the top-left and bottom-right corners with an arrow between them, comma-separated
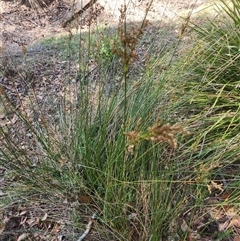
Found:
62,0 -> 97,28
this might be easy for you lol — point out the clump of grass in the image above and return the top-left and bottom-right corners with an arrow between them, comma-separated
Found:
1,1 -> 186,240
3,0 -> 240,240
180,0 -> 240,150
166,1 -> 240,239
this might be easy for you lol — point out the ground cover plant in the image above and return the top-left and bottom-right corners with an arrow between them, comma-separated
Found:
0,0 -> 240,240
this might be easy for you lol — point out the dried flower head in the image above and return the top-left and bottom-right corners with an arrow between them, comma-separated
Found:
112,4 -> 149,69
124,130 -> 141,144
124,120 -> 189,153
146,121 -> 189,149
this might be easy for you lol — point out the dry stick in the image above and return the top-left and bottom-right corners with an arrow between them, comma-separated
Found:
77,214 -> 96,241
62,0 -> 97,28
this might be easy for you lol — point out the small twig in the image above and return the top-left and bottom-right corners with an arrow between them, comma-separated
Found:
77,214 -> 96,241
62,0 -> 97,28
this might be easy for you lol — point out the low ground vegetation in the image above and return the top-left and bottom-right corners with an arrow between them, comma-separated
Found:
0,0 -> 240,240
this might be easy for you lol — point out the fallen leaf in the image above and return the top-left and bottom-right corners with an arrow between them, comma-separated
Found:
0,223 -> 6,235
231,217 -> 240,228
20,216 -> 28,225
187,231 -> 200,241
17,233 -> 29,241
41,213 -> 48,221
50,222 -> 61,234
218,220 -> 230,231
180,218 -> 190,232
78,195 -> 92,204
19,210 -> 27,216
218,191 -> 232,200
234,235 -> 240,241
26,217 -> 39,227
0,189 -> 6,196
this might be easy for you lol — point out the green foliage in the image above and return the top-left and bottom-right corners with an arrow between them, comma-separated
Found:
181,0 -> 240,142
172,0 -> 240,229
187,0 -> 240,82
98,36 -> 115,61
1,0 -> 240,240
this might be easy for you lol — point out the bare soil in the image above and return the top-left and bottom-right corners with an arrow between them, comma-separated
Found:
0,0 -> 212,53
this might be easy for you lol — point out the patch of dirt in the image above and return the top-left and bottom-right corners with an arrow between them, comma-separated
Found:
0,0 -> 213,53
0,0 -> 68,53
